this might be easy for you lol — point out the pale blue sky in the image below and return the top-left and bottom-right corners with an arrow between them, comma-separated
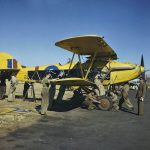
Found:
0,0 -> 150,70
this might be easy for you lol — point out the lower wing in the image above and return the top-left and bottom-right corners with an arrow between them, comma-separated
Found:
50,78 -> 95,86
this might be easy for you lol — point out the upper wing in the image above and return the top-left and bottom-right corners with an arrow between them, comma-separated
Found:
50,78 -> 95,86
55,35 -> 117,59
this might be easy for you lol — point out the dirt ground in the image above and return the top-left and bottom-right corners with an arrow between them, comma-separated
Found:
1,82 -> 150,150
0,82 -> 74,132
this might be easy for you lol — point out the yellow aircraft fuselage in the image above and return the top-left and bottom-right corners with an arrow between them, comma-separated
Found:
102,61 -> 144,86
0,52 -> 144,85
15,62 -> 77,82
0,52 -> 78,82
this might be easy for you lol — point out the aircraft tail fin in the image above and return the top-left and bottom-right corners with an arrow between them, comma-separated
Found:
0,52 -> 22,70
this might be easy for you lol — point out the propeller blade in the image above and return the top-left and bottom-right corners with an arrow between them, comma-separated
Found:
141,54 -> 144,67
140,54 -> 145,80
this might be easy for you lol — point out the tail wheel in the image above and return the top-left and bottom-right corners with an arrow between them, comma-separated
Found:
97,96 -> 112,111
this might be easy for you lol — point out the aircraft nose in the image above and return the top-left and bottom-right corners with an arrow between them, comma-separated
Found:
140,66 -> 145,73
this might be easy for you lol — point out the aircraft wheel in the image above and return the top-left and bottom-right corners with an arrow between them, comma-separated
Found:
97,96 -> 112,111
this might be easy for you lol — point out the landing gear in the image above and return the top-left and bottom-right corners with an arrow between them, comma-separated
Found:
97,96 -> 112,111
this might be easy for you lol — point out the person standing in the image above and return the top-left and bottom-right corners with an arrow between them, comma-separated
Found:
81,91 -> 99,110
0,76 -> 6,100
40,74 -> 51,115
110,91 -> 119,111
23,82 -> 30,100
136,77 -> 146,115
94,72 -> 105,96
8,75 -> 17,102
119,82 -> 134,110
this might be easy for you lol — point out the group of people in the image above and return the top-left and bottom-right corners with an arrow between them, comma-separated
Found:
117,77 -> 146,115
0,72 -> 65,115
0,71 -> 147,116
82,76 -> 146,115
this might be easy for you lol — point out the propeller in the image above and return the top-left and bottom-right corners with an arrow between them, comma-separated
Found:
140,54 -> 145,80
141,54 -> 144,67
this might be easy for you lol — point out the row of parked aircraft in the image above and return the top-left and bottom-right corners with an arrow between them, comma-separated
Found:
0,35 -> 145,110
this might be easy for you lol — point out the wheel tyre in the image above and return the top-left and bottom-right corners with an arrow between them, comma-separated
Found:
97,96 -> 112,111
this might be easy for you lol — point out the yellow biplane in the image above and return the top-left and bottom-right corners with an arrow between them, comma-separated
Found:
50,35 -> 145,110
0,35 -> 145,110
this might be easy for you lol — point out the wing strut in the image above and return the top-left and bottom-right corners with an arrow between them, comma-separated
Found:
68,52 -> 75,75
84,51 -> 97,79
78,54 -> 84,78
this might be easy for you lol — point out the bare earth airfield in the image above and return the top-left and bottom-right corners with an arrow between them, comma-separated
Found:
0,83 -> 150,150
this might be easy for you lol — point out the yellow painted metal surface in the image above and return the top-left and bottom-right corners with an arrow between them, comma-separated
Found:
55,35 -> 117,59
102,61 -> 144,85
16,67 -> 36,82
16,62 -> 78,82
0,52 -> 78,82
50,78 -> 95,86
55,62 -> 78,70
0,52 -> 22,70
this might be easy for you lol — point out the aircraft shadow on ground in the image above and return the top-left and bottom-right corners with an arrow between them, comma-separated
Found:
36,92 -> 85,112
52,94 -> 84,112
